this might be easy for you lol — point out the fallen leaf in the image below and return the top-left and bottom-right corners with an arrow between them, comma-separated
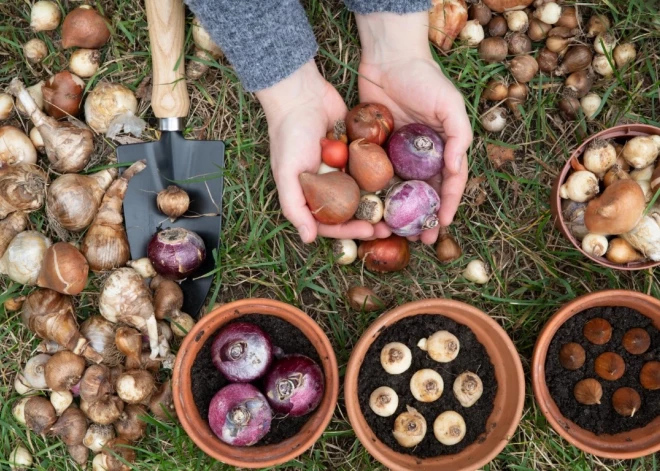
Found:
466,176 -> 486,195
487,143 -> 516,169
135,76 -> 152,100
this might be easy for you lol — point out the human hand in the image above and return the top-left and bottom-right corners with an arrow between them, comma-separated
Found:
256,61 -> 387,243
355,11 -> 473,245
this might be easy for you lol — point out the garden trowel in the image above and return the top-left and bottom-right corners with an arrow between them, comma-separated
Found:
117,0 -> 224,318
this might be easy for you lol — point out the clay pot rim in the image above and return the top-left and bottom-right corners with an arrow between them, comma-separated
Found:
551,124 -> 660,271
344,298 -> 525,471
531,289 -> 660,459
171,298 -> 339,469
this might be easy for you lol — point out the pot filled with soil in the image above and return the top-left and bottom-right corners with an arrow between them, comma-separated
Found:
550,124 -> 660,270
172,298 -> 339,468
532,289 -> 660,459
344,299 -> 525,471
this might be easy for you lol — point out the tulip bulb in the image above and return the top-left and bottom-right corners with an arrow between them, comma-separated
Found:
533,2 -> 562,25
463,259 -> 490,284
433,410 -> 466,445
418,330 -> 460,362
503,11 -> 528,32
61,6 -> 111,49
393,406 -> 427,447
369,386 -> 399,417
380,342 -> 412,374
429,0 -> 469,50
459,19 -> 485,46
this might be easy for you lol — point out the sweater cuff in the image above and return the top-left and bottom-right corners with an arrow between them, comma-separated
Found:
343,0 -> 431,14
184,0 -> 318,92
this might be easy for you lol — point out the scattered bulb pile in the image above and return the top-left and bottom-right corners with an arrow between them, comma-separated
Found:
369,330 -> 486,448
205,322 -> 325,446
560,134 -> 660,264
427,0 -> 637,131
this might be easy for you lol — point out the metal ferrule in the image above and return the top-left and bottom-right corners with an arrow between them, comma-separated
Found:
159,117 -> 184,131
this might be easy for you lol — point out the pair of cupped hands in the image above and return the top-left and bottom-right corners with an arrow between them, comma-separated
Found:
255,12 -> 473,246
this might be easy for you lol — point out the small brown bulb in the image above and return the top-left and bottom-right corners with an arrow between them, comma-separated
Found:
157,185 -> 190,221
612,387 -> 641,417
583,318 -> 612,345
469,3 -> 492,26
487,16 -> 508,37
622,328 -> 651,355
559,342 -> 585,370
574,378 -> 602,405
594,352 -> 625,381
507,32 -> 532,55
640,361 -> 660,390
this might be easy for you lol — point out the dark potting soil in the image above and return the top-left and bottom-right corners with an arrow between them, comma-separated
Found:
545,306 -> 660,435
357,314 -> 497,458
191,314 -> 322,445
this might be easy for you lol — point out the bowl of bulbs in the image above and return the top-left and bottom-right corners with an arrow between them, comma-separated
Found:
550,124 -> 660,270
344,299 -> 524,471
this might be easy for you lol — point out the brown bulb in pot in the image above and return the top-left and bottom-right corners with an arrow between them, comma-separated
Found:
559,342 -> 585,370
612,387 -> 641,417
537,48 -> 559,73
594,352 -> 625,381
556,6 -> 579,29
640,361 -> 660,390
527,18 -> 551,41
507,32 -> 532,55
479,37 -> 508,63
573,378 -> 602,405
487,15 -> 508,37
583,317 -> 613,345
469,2 -> 492,25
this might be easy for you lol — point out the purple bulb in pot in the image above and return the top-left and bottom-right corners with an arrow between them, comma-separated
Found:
264,354 -> 324,417
383,180 -> 441,237
387,123 -> 445,181
208,383 -> 272,446
211,322 -> 273,382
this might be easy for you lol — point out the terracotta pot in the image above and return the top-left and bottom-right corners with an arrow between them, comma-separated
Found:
550,124 -> 660,270
172,299 -> 339,468
344,299 -> 525,471
531,289 -> 660,459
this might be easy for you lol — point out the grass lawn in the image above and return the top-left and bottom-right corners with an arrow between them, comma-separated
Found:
2,0 -> 660,469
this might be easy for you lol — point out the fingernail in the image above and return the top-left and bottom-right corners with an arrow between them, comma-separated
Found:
299,225 -> 310,243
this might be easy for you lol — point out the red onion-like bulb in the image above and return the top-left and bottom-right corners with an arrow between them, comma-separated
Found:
383,180 -> 441,237
211,322 -> 273,382
387,123 -> 445,181
264,354 -> 324,417
208,383 -> 272,446
147,227 -> 206,280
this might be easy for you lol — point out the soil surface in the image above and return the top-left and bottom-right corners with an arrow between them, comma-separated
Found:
357,314 -> 497,458
191,314 -> 322,445
545,306 -> 660,435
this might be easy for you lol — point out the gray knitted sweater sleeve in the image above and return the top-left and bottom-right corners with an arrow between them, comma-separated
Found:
184,0 -> 431,92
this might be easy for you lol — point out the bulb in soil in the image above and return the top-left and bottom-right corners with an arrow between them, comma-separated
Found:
410,369 -> 444,402
332,239 -> 357,265
640,361 -> 660,390
594,352 -> 625,381
583,317 -> 612,345
559,342 -> 585,370
392,406 -> 427,448
612,387 -> 641,417
369,386 -> 399,417
622,328 -> 651,355
433,411 -> 466,446
574,378 -> 602,405
380,342 -> 412,375
453,371 -> 483,407
418,330 -> 460,363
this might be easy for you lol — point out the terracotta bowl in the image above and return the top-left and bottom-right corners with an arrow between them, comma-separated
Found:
172,299 -> 339,468
344,299 -> 525,471
550,124 -> 660,270
531,289 -> 660,459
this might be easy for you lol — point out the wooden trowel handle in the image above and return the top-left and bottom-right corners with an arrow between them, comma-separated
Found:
145,0 -> 189,119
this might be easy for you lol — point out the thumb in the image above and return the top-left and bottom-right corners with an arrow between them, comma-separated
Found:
275,168 -> 319,244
